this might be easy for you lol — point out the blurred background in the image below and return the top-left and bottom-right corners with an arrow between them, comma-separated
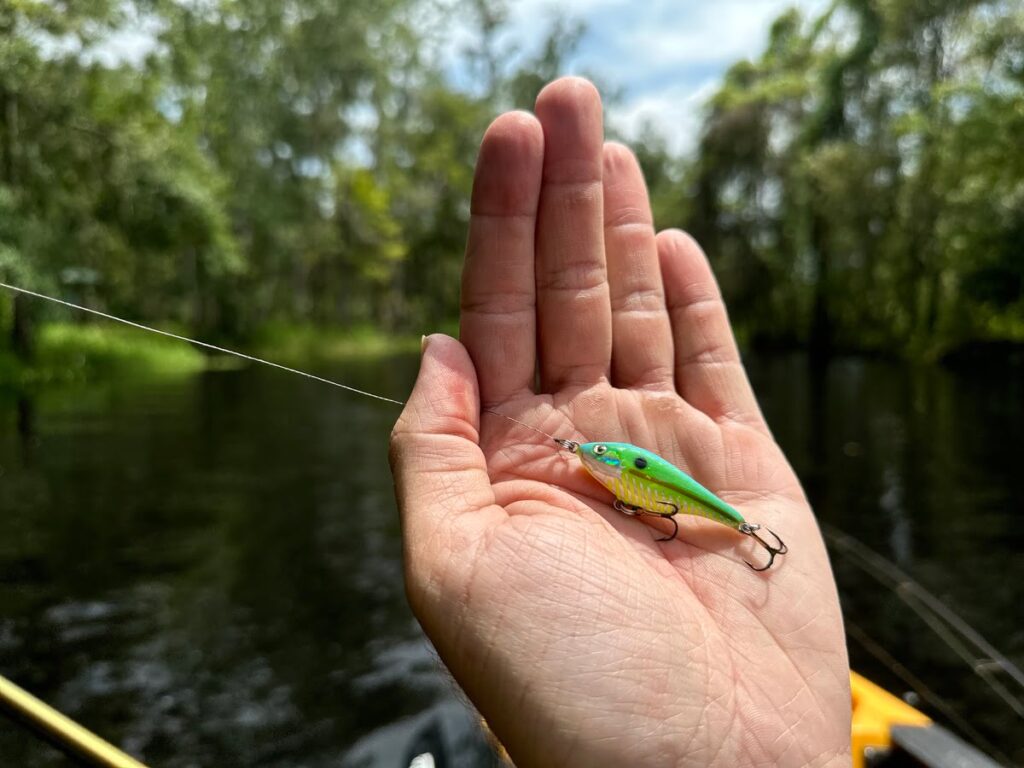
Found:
0,0 -> 1022,766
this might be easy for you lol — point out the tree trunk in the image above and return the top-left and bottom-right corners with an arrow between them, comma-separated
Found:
909,18 -> 946,345
808,210 -> 833,362
0,86 -> 17,184
12,293 -> 33,362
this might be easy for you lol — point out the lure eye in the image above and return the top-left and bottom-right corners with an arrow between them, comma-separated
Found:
593,444 -> 607,455
633,457 -> 647,469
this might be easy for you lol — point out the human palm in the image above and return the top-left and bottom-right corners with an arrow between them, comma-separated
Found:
390,78 -> 851,768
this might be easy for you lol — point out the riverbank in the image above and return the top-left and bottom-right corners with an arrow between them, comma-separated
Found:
0,322 -> 427,389
251,323 -> 425,364
0,324 -> 206,387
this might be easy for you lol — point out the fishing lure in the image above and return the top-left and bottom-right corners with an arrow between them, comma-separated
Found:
1,281 -> 788,571
554,437 -> 787,571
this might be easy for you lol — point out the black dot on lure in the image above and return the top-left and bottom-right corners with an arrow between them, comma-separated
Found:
633,457 -> 647,469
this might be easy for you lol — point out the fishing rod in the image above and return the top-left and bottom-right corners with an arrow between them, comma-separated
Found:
0,672 -> 150,767
844,621 -> 1012,765
823,525 -> 1024,718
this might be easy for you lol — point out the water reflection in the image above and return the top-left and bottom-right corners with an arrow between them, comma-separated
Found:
750,353 -> 1024,764
16,397 -> 34,462
0,359 -> 490,766
1,352 -> 1022,765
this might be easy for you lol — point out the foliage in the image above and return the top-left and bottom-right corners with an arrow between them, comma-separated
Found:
0,0 -> 1022,368
684,0 -> 1024,358
252,322 -> 424,364
0,0 -> 579,356
0,322 -> 205,387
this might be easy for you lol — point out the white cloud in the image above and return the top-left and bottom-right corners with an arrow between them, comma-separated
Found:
496,0 -> 831,156
607,78 -> 720,155
37,9 -> 163,67
614,0 -> 825,69
84,25 -> 160,67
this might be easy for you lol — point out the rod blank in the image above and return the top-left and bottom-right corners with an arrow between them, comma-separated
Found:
0,673 -> 150,768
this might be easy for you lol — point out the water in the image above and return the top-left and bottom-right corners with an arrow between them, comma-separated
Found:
748,353 -> 1024,764
1,352 -> 1022,766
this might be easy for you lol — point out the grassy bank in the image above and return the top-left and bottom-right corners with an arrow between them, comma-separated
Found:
0,324 -> 207,387
0,322 -> 426,389
252,323 -> 425,364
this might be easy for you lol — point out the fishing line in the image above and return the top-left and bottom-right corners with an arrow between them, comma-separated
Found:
0,282 -> 407,406
0,281 -> 583,766
1,283 -> 778,567
480,410 -> 581,450
0,282 -> 579,446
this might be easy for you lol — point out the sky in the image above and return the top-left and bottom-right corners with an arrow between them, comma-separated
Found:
494,0 -> 829,155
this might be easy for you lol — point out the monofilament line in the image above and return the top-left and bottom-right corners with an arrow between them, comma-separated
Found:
0,281 -> 406,406
482,409 -> 582,450
2,281 -> 585,445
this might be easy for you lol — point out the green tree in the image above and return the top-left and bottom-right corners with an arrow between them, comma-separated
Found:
686,0 -> 1024,358
0,0 -> 241,352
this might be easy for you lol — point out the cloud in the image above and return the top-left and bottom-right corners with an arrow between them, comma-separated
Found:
84,26 -> 160,67
498,0 -> 831,155
607,78 -> 720,155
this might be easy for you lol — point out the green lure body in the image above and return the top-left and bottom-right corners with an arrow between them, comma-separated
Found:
574,441 -> 746,529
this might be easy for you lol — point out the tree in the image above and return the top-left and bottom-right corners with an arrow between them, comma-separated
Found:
685,0 -> 1024,358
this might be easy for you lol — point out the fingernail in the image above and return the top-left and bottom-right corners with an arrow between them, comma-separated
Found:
421,334 -> 429,354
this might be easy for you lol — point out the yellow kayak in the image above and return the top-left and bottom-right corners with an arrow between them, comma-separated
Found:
850,671 -> 1000,768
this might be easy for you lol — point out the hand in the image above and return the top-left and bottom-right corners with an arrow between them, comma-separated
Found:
390,77 -> 851,768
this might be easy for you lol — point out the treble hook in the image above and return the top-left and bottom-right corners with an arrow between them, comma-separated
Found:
738,523 -> 788,571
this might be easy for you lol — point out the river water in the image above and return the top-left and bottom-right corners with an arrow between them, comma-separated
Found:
1,352 -> 1021,766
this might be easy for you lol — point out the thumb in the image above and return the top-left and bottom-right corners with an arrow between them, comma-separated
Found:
389,334 -> 500,562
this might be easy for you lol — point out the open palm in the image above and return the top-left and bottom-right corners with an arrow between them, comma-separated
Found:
390,78 -> 851,768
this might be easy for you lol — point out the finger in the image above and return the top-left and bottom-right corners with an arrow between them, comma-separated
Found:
461,111 -> 545,404
656,230 -> 768,432
389,335 -> 504,598
534,77 -> 611,391
602,142 -> 674,390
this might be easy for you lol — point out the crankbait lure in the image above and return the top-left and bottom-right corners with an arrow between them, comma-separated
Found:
1,282 -> 788,571
555,437 -> 787,571
496,413 -> 788,571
